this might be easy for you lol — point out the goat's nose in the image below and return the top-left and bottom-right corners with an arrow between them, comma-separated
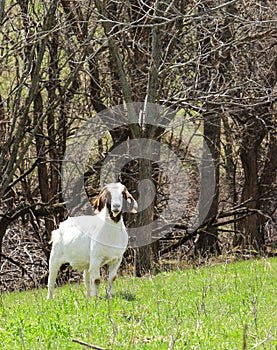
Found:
113,203 -> 120,211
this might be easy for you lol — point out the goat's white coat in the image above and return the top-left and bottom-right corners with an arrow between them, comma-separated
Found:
47,183 -> 135,299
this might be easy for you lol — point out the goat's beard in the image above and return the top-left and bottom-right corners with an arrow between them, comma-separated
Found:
110,210 -> 122,223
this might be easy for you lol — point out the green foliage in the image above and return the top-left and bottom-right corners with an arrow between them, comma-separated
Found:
1,258 -> 276,349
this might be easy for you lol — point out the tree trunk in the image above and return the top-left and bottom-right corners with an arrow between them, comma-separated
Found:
259,127 -> 277,232
195,112 -> 221,255
133,5 -> 163,274
134,156 -> 155,276
234,115 -> 275,250
235,146 -> 262,249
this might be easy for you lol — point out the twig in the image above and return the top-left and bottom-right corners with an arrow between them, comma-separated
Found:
72,338 -> 108,350
0,252 -> 35,282
249,334 -> 274,349
243,324 -> 248,350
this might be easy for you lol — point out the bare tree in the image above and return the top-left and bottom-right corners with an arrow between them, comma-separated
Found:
0,0 -> 90,260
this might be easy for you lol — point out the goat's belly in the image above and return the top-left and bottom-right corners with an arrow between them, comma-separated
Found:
66,256 -> 90,271
63,241 -> 90,271
70,262 -> 89,271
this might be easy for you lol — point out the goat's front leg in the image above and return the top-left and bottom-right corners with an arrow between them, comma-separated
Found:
88,259 -> 101,298
84,269 -> 93,298
107,258 -> 122,298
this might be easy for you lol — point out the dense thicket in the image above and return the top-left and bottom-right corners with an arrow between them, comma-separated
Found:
0,0 -> 276,286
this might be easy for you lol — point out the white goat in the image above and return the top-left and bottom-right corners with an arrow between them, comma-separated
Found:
47,182 -> 137,299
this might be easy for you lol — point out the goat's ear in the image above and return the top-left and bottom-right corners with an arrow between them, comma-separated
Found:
93,188 -> 108,213
123,187 -> 138,213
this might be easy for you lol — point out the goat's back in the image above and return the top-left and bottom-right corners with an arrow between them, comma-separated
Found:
50,215 -> 128,270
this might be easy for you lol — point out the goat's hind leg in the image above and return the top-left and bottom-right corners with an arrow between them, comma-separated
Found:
47,250 -> 62,300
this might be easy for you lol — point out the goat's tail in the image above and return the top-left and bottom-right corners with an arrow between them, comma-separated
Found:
49,228 -> 62,244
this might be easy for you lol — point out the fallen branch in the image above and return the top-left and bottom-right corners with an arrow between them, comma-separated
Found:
160,207 -> 261,255
72,338 -> 108,350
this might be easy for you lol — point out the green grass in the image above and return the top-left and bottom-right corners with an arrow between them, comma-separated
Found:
0,258 -> 276,349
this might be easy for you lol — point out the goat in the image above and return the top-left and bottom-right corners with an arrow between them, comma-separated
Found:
47,182 -> 137,299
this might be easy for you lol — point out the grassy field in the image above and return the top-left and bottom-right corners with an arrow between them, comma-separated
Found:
0,258 -> 276,349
